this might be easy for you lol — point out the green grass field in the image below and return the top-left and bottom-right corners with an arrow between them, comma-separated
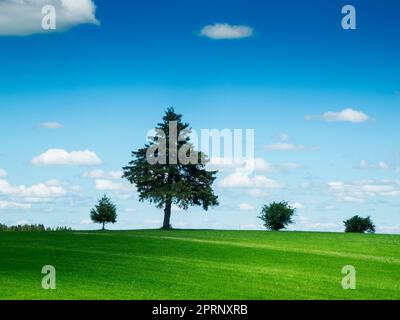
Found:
1,229 -> 399,300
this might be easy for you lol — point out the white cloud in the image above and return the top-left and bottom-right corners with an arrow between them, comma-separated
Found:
94,179 -> 123,191
0,169 -> 7,178
244,158 -> 272,172
289,202 -> 305,209
68,185 -> 82,192
32,149 -> 102,166
209,157 -> 301,173
85,170 -> 131,198
208,157 -> 239,172
21,181 -> 66,198
293,215 -> 342,232
377,162 -> 390,170
214,157 -> 286,192
93,179 -> 134,200
359,160 -> 391,171
172,204 -> 183,212
39,122 -> 63,129
219,172 -> 282,189
246,188 -> 268,198
279,162 -> 302,171
306,108 -> 369,123
0,0 -> 99,36
327,179 -> 400,203
209,157 -> 272,173
266,134 -> 307,152
82,170 -> 134,199
299,222 -> 341,231
200,23 -> 253,40
378,225 -> 400,234
80,218 -> 93,225
322,108 -> 369,123
83,170 -> 122,180
239,203 -> 255,211
0,200 -> 31,210
0,178 -> 67,199
266,142 -> 304,151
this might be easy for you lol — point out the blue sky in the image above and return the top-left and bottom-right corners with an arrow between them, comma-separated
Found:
0,0 -> 399,233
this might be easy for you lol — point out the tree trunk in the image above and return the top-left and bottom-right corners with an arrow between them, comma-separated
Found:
102,222 -> 105,231
162,199 -> 172,230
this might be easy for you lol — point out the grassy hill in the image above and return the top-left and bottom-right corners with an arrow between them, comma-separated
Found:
1,229 -> 399,300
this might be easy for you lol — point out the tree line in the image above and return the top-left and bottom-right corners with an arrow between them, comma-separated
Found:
0,224 -> 71,232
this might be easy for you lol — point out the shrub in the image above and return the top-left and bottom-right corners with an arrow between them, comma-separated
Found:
258,201 -> 295,231
343,215 -> 375,233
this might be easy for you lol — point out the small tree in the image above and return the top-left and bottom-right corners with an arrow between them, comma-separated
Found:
258,201 -> 295,231
90,195 -> 117,230
343,215 -> 375,233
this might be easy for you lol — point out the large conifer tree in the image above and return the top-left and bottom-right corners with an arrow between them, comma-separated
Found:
123,108 -> 218,229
